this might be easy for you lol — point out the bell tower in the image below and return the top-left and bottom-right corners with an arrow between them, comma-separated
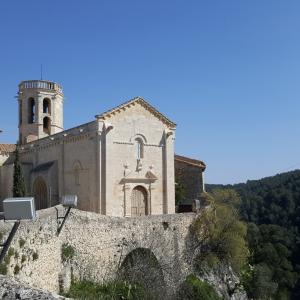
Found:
17,80 -> 64,144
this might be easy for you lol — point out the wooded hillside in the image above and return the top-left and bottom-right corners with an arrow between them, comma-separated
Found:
207,170 -> 300,299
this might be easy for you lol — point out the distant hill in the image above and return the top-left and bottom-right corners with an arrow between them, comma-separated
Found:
206,169 -> 300,226
207,170 -> 300,299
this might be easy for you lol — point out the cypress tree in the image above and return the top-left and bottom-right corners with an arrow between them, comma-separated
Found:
12,145 -> 26,197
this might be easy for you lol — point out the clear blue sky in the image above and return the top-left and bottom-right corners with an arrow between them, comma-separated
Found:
1,1 -> 300,184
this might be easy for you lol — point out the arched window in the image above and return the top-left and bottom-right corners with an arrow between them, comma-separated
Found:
28,97 -> 35,123
43,98 -> 51,114
135,138 -> 144,159
43,117 -> 51,134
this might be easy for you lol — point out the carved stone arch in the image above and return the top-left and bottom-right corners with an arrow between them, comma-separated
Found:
32,176 -> 48,210
130,133 -> 147,144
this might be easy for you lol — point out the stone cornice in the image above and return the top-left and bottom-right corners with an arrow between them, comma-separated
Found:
95,97 -> 177,129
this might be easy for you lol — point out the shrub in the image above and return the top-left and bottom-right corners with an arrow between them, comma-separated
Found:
7,247 -> 14,257
61,243 -> 75,262
32,252 -> 38,261
0,263 -> 7,275
14,265 -> 20,275
4,247 -> 15,265
65,280 -> 151,300
19,238 -> 26,248
21,255 -> 26,264
178,274 -> 221,300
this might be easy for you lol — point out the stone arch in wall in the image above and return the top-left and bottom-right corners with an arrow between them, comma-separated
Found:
131,186 -> 148,216
33,176 -> 48,210
119,247 -> 166,298
73,160 -> 83,186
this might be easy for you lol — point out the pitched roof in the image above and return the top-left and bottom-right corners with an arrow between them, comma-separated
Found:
175,154 -> 206,170
96,97 -> 176,128
0,144 -> 16,154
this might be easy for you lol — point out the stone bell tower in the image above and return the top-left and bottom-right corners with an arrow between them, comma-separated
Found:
17,80 -> 64,144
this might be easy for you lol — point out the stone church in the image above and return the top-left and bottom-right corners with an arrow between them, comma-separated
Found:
0,80 -> 205,216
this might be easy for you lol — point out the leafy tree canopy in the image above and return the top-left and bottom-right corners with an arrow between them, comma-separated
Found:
207,170 -> 300,299
191,189 -> 249,274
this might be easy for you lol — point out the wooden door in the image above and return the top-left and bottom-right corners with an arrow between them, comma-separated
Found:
131,186 -> 147,216
33,177 -> 48,210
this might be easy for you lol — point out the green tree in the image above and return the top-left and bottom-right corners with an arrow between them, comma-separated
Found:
243,263 -> 278,300
191,189 -> 249,273
245,223 -> 297,299
12,145 -> 26,197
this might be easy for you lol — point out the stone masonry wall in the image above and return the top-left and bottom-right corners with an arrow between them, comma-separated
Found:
175,160 -> 204,204
0,206 -> 196,297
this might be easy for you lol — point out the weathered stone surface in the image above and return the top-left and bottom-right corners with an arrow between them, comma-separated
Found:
175,157 -> 205,204
0,275 -> 69,299
0,206 -> 196,298
199,266 -> 248,300
0,206 -> 248,299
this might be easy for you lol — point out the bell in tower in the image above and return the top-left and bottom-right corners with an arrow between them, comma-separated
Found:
17,80 -> 64,144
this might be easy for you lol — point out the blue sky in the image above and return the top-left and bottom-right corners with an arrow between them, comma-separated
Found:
0,1 -> 300,184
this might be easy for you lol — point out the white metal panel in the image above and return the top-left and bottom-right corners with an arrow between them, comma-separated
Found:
3,198 -> 36,220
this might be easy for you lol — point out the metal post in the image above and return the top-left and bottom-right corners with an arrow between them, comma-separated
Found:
57,207 -> 71,236
0,221 -> 20,264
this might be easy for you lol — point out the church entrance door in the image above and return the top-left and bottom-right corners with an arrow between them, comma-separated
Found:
131,186 -> 148,217
33,177 -> 48,210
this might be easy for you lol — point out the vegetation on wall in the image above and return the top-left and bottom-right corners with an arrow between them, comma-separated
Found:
177,274 -> 221,300
65,280 -> 151,300
12,146 -> 26,197
61,243 -> 75,262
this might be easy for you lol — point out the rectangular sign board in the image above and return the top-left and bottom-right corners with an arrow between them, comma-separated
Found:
3,198 -> 36,220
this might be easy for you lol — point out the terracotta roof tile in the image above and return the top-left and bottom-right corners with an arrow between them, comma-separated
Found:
175,154 -> 206,170
0,144 -> 16,154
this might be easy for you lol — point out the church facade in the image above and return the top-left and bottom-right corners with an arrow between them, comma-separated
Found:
0,80 -> 206,216
0,80 -> 180,216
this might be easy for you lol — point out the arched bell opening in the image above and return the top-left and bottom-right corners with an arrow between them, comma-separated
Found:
43,98 -> 51,114
43,117 -> 51,134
